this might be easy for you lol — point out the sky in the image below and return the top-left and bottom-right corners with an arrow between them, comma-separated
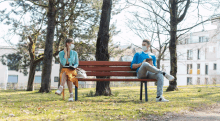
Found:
0,0 -> 219,48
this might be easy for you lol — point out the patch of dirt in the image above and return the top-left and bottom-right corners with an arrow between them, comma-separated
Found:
137,103 -> 220,121
168,103 -> 220,121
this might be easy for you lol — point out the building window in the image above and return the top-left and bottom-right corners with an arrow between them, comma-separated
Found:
197,64 -> 200,75
199,36 -> 208,42
187,50 -> 193,60
197,49 -> 200,60
8,75 -> 18,83
197,77 -> 200,85
187,77 -> 192,85
54,77 -> 59,82
34,76 -> 41,83
205,64 -> 208,75
187,64 -> 193,74
214,63 -> 217,70
36,61 -> 43,71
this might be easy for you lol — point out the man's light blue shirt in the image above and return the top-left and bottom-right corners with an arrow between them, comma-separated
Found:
59,50 -> 79,68
130,51 -> 157,72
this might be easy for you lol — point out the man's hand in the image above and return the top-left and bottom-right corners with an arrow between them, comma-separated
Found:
142,58 -> 153,66
146,59 -> 153,66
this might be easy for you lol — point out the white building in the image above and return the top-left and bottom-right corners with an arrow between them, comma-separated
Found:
0,46 -> 63,89
0,47 -> 96,89
161,18 -> 220,86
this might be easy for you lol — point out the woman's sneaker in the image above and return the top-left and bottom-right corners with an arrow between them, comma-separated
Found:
55,85 -> 63,95
164,73 -> 174,81
156,96 -> 169,102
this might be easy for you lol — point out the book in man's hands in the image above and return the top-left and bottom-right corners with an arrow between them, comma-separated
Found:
145,58 -> 152,61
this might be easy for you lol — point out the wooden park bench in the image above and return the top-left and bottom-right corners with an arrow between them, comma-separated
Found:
63,61 -> 157,102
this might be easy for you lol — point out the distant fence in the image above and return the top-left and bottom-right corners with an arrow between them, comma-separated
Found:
0,82 -> 156,90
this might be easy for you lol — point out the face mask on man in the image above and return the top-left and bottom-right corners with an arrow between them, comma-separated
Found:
70,44 -> 75,50
142,46 -> 148,52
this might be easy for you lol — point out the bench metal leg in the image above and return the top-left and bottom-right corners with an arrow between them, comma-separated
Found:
140,81 -> 143,101
75,86 -> 78,101
145,82 -> 148,102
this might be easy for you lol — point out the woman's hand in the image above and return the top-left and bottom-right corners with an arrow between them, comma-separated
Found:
64,47 -> 67,54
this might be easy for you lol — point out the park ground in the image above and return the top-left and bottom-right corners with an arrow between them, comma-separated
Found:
0,85 -> 220,121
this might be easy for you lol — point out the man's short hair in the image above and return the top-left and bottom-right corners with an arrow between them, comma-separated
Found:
143,39 -> 151,45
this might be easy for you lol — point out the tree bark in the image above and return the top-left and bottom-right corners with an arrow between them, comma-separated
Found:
166,0 -> 190,91
166,0 -> 178,91
39,0 -> 56,93
95,0 -> 112,96
26,61 -> 37,91
26,36 -> 36,91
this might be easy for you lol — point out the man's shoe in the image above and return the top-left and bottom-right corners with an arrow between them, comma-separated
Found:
68,97 -> 74,102
156,96 -> 169,102
164,73 -> 174,81
55,86 -> 63,95
68,93 -> 74,102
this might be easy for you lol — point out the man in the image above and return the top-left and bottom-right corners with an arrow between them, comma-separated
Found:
131,39 -> 174,102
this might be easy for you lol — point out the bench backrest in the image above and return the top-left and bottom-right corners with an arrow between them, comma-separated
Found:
78,61 -> 137,77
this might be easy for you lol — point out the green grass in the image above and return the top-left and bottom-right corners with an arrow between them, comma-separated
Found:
0,85 -> 220,121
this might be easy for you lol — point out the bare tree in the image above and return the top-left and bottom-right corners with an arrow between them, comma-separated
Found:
126,0 -> 220,91
126,3 -> 169,69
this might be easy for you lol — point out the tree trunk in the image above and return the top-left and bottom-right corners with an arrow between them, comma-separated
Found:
166,0 -> 178,91
26,60 -> 37,91
39,0 -> 56,93
157,54 -> 161,69
95,0 -> 112,96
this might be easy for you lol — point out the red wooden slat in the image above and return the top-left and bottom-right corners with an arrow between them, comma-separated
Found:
77,66 -> 135,71
78,78 -> 157,82
79,61 -> 131,66
86,72 -> 136,76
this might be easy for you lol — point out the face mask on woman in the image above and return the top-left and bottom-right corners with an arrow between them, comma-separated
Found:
70,44 -> 75,50
142,46 -> 148,52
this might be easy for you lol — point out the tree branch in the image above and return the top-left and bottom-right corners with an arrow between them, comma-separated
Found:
177,0 -> 190,23
27,0 -> 48,8
27,36 -> 34,59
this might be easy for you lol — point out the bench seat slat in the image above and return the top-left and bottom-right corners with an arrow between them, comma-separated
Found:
79,61 -> 131,66
86,72 -> 137,76
78,66 -> 135,71
78,78 -> 157,81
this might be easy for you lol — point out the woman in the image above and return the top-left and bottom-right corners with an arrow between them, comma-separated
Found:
55,38 -> 79,102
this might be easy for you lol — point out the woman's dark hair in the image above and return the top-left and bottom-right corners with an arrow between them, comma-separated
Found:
65,38 -> 74,47
143,39 -> 151,45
